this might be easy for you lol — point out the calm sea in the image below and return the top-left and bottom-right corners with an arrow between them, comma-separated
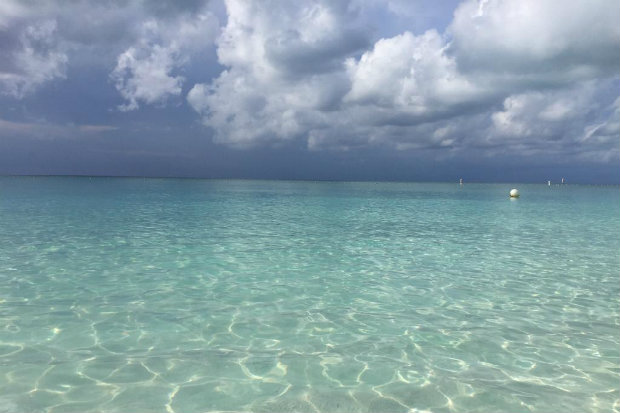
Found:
0,177 -> 618,412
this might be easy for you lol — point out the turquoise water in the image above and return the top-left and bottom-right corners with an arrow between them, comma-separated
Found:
0,177 -> 618,413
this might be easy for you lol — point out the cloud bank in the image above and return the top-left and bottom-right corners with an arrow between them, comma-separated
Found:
1,0 -> 618,172
187,0 -> 619,162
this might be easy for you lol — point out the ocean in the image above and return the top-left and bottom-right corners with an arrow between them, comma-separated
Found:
0,177 -> 618,412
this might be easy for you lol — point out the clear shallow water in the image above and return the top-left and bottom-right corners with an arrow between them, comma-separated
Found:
0,177 -> 618,413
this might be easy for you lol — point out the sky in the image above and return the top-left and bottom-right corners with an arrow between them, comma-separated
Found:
1,0 -> 619,183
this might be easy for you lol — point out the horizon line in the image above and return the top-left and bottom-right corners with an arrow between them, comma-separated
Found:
1,174 -> 618,186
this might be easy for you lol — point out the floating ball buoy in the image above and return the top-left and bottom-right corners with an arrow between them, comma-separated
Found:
510,188 -> 520,198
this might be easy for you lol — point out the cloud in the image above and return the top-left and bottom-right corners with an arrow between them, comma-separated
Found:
111,42 -> 184,112
0,19 -> 67,98
478,81 -> 619,163
188,0 -> 369,146
1,0 -> 221,101
186,0 -> 619,164
449,0 -> 620,80
1,0 -> 618,169
344,30 -> 483,114
111,12 -> 219,111
489,84 -> 599,139
0,117 -> 117,139
578,97 -> 620,162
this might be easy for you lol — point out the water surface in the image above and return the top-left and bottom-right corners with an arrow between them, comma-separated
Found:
0,177 -> 618,412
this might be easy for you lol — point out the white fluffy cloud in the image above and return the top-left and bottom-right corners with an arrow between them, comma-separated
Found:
345,29 -> 483,114
111,13 -> 219,111
489,90 -> 594,139
187,0 -> 619,162
480,82 -> 619,163
188,0 -> 369,146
